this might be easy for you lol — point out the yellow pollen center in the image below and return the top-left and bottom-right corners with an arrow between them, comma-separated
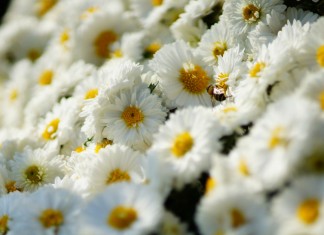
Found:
222,106 -> 238,113
36,0 -> 57,17
111,49 -> 123,58
249,62 -> 266,78
216,73 -> 229,93
106,169 -> 131,185
179,63 -> 211,94
5,181 -> 20,193
9,89 -> 18,101
242,4 -> 261,22
268,126 -> 289,149
39,209 -> 64,228
297,199 -> 320,224
231,208 -> 246,229
238,159 -> 250,176
27,49 -> 41,62
213,41 -> 227,59
143,42 -> 161,58
74,146 -> 85,153
319,91 -> 324,110
25,165 -> 44,184
316,45 -> 324,67
108,206 -> 138,230
42,118 -> 60,140
81,6 -> 99,19
171,132 -> 194,158
93,30 -> 118,59
95,139 -> 113,153
84,88 -> 98,100
205,177 -> 216,194
121,106 -> 144,128
38,70 -> 54,85
60,29 -> 70,48
152,0 -> 163,6
0,215 -> 9,234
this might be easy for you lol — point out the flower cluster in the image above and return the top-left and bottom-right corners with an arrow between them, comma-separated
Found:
0,0 -> 323,234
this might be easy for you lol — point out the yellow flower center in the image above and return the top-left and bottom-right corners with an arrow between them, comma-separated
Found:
242,4 -> 261,23
121,106 -> 144,128
231,208 -> 246,229
38,70 -> 54,86
84,88 -> 98,100
249,62 -> 266,78
143,42 -> 161,59
213,41 -> 227,60
111,49 -> 123,58
74,146 -> 85,153
39,209 -> 64,228
171,132 -> 194,158
268,126 -> 289,149
5,181 -> 21,193
27,49 -> 41,62
36,0 -> 57,17
81,6 -> 99,19
108,206 -> 138,230
216,73 -> 229,93
9,89 -> 18,101
42,118 -> 60,140
93,30 -> 118,59
59,29 -> 70,49
238,159 -> 250,176
0,215 -> 9,234
319,91 -> 324,110
179,63 -> 211,94
205,177 -> 216,194
152,0 -> 163,6
316,45 -> 324,67
222,106 -> 238,113
106,169 -> 131,185
297,199 -> 320,224
95,139 -> 113,153
24,165 -> 44,184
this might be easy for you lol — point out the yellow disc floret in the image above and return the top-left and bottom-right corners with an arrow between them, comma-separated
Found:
152,0 -> 163,6
121,106 -> 144,128
95,139 -> 113,153
297,198 -> 320,224
179,63 -> 211,94
24,165 -> 44,184
9,89 -> 18,101
213,41 -> 227,60
0,215 -> 9,234
268,126 -> 289,149
242,4 -> 261,23
38,70 -> 54,86
84,88 -> 98,100
238,159 -> 250,176
249,62 -> 266,78
42,118 -> 60,140
230,208 -> 246,229
36,0 -> 57,17
106,169 -> 131,185
316,45 -> 324,67
39,209 -> 64,228
27,49 -> 41,62
108,206 -> 138,230
171,132 -> 194,158
93,30 -> 118,59
205,177 -> 216,194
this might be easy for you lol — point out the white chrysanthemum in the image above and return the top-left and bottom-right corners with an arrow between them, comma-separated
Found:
272,176 -> 324,235
196,186 -> 273,235
247,95 -> 321,190
157,210 -> 193,235
9,147 -> 64,192
84,144 -> 145,195
298,17 -> 324,71
222,0 -> 286,35
285,7 -> 319,25
11,187 -> 82,235
80,183 -> 163,235
149,106 -> 224,188
74,9 -> 139,65
150,40 -> 214,107
102,84 -> 166,150
197,22 -> 241,66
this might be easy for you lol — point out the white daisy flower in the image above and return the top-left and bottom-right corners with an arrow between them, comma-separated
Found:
149,106 -> 224,188
285,7 -> 319,25
150,40 -> 214,107
102,83 -> 167,150
222,0 -> 286,35
85,144 -> 145,195
9,147 -> 64,192
11,187 -> 82,235
196,186 -> 273,235
272,176 -> 324,235
80,182 -> 163,235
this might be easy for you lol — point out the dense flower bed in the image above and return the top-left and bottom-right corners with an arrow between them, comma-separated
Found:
0,0 -> 323,234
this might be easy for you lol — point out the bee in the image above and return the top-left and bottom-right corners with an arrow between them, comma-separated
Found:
207,85 -> 227,102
